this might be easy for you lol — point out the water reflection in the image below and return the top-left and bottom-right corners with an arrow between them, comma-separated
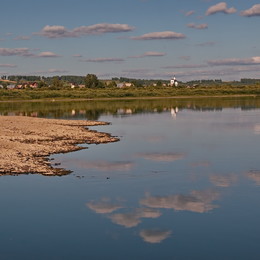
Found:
109,208 -> 162,228
1,97 -> 260,258
246,170 -> 260,186
138,152 -> 185,162
210,174 -> 238,187
140,190 -> 219,213
139,229 -> 172,244
87,198 -> 124,214
1,96 -> 260,120
61,159 -> 134,172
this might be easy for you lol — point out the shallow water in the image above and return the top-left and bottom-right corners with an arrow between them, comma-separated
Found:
0,97 -> 260,259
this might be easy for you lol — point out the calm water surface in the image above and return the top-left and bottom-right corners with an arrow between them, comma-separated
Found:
0,97 -> 260,259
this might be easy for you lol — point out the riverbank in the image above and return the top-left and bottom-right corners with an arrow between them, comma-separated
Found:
0,116 -> 118,176
0,85 -> 259,101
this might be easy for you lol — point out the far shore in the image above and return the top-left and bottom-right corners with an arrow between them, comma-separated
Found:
0,116 -> 118,176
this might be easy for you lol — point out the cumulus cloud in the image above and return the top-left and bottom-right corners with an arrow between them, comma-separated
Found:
129,51 -> 166,58
0,64 -> 17,68
131,31 -> 186,40
36,23 -> 134,38
87,199 -> 123,214
81,57 -> 124,63
138,152 -> 185,162
13,36 -> 31,41
140,190 -> 219,213
139,229 -> 172,244
73,54 -> 83,58
162,64 -> 208,69
109,208 -> 162,228
185,10 -> 195,16
208,56 -> 260,66
35,69 -> 69,74
196,41 -> 216,47
187,23 -> 208,29
36,52 -> 61,58
241,4 -> 260,17
0,47 -> 33,57
206,2 -> 237,15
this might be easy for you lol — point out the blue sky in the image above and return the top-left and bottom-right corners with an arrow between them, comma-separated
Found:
0,0 -> 259,81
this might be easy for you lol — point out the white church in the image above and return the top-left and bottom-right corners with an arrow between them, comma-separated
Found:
170,76 -> 178,87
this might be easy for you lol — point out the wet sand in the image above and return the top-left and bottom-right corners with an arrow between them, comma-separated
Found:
0,116 -> 118,176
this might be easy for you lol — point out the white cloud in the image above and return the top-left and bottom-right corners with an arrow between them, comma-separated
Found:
185,10 -> 195,16
36,23 -> 134,38
187,23 -> 208,29
129,51 -> 166,58
162,64 -> 208,69
0,48 -> 33,57
0,64 -> 17,68
208,57 -> 260,66
81,57 -> 124,63
196,41 -> 216,47
139,229 -> 172,244
206,2 -> 237,15
131,31 -> 186,40
241,4 -> 260,17
13,36 -> 31,41
36,52 -> 61,58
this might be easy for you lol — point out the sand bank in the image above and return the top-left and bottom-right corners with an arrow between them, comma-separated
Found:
0,116 -> 118,176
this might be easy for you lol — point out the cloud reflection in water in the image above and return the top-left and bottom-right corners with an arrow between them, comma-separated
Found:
138,152 -> 185,162
87,199 -> 124,214
109,208 -> 162,228
139,229 -> 172,244
140,190 -> 219,213
246,170 -> 260,185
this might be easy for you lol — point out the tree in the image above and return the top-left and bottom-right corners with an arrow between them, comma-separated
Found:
51,76 -> 64,89
85,74 -> 104,88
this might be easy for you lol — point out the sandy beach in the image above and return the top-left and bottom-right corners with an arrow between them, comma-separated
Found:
0,116 -> 118,176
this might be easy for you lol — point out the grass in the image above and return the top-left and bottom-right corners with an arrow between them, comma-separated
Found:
0,84 -> 260,101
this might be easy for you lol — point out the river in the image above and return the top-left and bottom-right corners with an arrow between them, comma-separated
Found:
0,97 -> 260,259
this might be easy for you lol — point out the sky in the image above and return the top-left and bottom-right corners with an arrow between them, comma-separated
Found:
0,0 -> 259,81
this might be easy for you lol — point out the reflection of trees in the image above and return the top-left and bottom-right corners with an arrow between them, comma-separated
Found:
1,97 -> 260,120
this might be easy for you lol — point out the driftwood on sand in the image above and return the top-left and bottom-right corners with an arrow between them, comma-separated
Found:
0,116 -> 118,176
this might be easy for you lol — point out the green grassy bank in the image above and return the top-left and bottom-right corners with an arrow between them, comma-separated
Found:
1,85 -> 260,101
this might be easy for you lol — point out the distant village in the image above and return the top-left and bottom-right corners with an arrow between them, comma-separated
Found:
0,74 -> 259,90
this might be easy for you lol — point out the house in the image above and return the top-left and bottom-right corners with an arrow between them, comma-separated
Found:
7,84 -> 16,89
117,82 -> 132,88
29,82 -> 38,88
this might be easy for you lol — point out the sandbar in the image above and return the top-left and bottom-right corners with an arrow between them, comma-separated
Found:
0,116 -> 118,176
